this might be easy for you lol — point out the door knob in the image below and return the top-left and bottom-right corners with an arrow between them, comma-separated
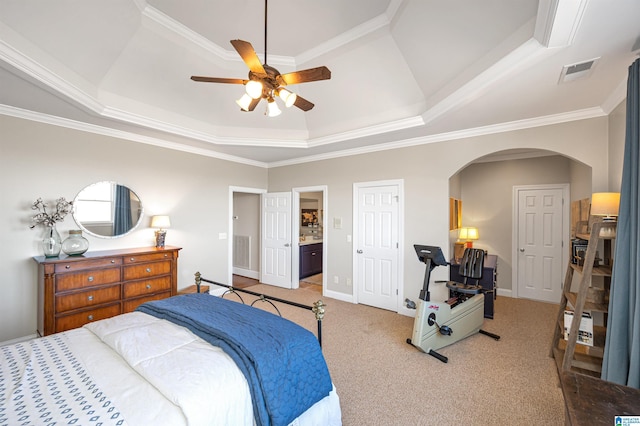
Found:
519,248 -> 525,252
284,243 -> 291,247
357,250 -> 363,254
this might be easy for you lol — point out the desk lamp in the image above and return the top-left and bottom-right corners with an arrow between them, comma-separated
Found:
458,227 -> 479,248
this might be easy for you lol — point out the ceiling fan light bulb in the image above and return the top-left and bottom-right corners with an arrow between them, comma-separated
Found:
278,88 -> 297,108
236,94 -> 253,111
267,99 -> 281,117
245,80 -> 263,99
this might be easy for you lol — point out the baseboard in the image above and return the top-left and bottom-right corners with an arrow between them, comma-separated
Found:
0,333 -> 38,346
233,268 -> 259,280
323,288 -> 354,304
497,288 -> 513,298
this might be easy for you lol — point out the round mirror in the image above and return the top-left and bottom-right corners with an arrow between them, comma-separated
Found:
72,181 -> 144,238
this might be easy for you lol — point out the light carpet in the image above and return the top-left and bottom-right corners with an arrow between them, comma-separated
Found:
240,284 -> 565,425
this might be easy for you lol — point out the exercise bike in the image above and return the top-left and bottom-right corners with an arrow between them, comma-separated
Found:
407,244 -> 500,363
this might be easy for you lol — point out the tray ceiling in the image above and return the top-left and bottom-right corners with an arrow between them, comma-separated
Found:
0,0 -> 639,166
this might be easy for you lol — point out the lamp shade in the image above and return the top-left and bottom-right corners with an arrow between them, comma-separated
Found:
151,215 -> 171,229
591,192 -> 620,219
459,227 -> 479,241
245,80 -> 263,99
236,94 -> 253,111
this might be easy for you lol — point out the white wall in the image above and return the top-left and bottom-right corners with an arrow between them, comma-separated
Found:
608,100 -> 627,192
0,114 -> 267,342
459,155 -> 577,294
0,110 -> 621,341
268,117 -> 611,309
232,192 -> 260,273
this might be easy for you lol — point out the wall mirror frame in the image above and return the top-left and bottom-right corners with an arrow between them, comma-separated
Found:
449,197 -> 462,230
72,181 -> 144,238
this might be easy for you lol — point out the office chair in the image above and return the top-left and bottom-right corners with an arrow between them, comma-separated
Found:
446,248 -> 485,297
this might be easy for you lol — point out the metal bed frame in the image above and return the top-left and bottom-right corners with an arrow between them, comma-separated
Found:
194,272 -> 326,347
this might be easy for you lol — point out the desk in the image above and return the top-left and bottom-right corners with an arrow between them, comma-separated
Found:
449,254 -> 497,319
560,371 -> 640,425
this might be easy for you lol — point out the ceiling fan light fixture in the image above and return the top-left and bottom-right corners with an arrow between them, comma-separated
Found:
236,93 -> 253,111
266,98 -> 281,117
277,88 -> 297,108
245,80 -> 263,99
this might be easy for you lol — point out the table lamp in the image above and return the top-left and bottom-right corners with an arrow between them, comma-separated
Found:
591,192 -> 620,237
458,227 -> 479,248
151,215 -> 171,248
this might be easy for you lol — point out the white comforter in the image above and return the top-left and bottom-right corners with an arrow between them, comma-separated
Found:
2,312 -> 341,426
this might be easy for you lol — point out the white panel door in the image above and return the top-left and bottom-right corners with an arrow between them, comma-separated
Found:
516,187 -> 564,303
261,192 -> 292,288
355,184 -> 399,311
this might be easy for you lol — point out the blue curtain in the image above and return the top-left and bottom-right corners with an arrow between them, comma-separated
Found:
113,184 -> 132,235
601,58 -> 640,387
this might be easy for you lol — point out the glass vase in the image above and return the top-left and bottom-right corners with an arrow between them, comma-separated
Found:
62,229 -> 90,256
42,225 -> 62,257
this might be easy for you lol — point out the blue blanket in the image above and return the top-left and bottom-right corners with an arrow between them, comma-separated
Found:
136,294 -> 333,426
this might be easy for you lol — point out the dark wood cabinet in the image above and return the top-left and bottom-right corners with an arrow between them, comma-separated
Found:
34,246 -> 181,336
449,254 -> 497,319
300,243 -> 323,278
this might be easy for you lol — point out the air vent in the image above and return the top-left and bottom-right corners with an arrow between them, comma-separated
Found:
559,57 -> 599,84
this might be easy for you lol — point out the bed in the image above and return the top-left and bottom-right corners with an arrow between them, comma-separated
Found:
0,278 -> 342,426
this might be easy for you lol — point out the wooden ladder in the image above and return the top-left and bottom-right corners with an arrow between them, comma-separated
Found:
550,219 -> 614,374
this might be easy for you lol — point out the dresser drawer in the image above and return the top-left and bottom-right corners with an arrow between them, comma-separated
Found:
123,276 -> 171,299
55,284 -> 121,313
54,257 -> 122,273
123,291 -> 171,313
123,260 -> 171,280
125,252 -> 174,264
55,303 -> 121,333
56,268 -> 121,292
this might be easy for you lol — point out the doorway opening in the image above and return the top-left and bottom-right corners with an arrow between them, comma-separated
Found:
448,149 -> 591,302
293,186 -> 327,292
228,186 -> 265,287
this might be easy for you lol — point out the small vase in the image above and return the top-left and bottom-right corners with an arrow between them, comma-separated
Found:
42,225 -> 62,257
62,229 -> 90,256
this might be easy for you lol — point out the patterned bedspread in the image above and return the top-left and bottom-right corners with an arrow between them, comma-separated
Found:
0,333 -> 127,426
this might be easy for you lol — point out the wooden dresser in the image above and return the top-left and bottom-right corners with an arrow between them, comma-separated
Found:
34,246 -> 181,336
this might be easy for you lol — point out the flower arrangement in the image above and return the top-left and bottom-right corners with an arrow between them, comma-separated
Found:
30,197 -> 73,229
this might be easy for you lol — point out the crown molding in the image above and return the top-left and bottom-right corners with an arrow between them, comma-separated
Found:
0,26 -> 103,114
296,13 -> 391,65
142,4 -> 295,67
268,107 -> 606,168
0,104 -> 268,168
307,116 -> 425,148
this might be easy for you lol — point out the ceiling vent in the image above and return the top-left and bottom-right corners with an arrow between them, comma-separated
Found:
559,57 -> 599,84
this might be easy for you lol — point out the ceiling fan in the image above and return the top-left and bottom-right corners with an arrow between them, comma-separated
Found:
190,0 -> 331,117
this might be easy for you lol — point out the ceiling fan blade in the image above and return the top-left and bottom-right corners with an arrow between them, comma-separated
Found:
280,66 -> 331,85
191,76 -> 247,84
230,40 -> 266,74
244,97 -> 261,112
293,94 -> 315,111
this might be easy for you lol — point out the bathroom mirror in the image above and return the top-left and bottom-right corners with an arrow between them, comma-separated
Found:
73,181 -> 143,238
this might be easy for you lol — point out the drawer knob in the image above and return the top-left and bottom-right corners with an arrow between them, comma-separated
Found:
88,314 -> 94,321
146,284 -> 152,289
130,257 -> 135,261
87,295 -> 94,301
146,268 -> 151,273
88,276 -> 94,282
65,265 -> 71,269
111,260 -> 115,263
